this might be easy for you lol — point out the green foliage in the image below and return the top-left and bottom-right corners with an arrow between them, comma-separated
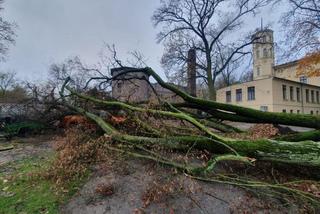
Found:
4,121 -> 46,138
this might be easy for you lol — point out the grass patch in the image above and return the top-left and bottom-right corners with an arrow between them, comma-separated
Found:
0,155 -> 90,214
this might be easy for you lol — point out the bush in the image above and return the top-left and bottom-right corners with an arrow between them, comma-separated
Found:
4,121 -> 45,139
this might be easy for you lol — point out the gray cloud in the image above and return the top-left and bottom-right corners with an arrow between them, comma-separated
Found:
0,0 -> 286,82
1,0 -> 164,81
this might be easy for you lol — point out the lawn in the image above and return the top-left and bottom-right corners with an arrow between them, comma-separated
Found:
0,155 -> 89,214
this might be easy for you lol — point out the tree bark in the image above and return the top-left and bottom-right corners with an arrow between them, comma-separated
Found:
275,130 -> 320,142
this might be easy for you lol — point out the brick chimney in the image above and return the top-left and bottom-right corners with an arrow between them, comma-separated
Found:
187,48 -> 197,97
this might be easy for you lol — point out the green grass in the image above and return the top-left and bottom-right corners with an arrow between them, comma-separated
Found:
0,156 -> 90,214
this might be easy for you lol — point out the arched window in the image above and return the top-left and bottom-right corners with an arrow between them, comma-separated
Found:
263,48 -> 268,57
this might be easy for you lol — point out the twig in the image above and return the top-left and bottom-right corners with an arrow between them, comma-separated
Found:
0,145 -> 14,152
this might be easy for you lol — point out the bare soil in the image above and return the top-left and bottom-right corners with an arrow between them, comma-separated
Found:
0,134 -> 55,167
61,158 -> 298,214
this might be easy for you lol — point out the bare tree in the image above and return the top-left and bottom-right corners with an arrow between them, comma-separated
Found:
0,0 -> 16,60
0,71 -> 16,95
215,61 -> 239,89
281,0 -> 320,57
153,0 -> 270,100
49,57 -> 101,91
239,69 -> 253,83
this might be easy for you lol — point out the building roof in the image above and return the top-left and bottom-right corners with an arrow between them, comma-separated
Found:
272,76 -> 320,88
273,60 -> 299,70
110,67 -> 150,76
254,28 -> 273,34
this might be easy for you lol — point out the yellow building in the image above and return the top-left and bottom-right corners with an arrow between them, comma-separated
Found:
217,29 -> 320,115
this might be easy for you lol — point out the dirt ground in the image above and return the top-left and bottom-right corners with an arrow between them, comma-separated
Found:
0,135 -> 55,168
61,158 -> 300,214
0,133 -> 309,214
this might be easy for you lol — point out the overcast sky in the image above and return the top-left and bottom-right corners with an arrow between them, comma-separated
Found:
0,0 -> 286,82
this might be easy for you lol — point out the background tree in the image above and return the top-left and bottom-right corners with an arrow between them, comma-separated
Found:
215,62 -> 239,89
296,51 -> 320,77
239,69 -> 253,83
0,0 -> 16,60
0,71 -> 16,95
281,0 -> 320,57
153,0 -> 270,100
49,57 -> 99,91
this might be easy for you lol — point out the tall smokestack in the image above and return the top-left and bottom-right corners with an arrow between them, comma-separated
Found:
187,48 -> 197,97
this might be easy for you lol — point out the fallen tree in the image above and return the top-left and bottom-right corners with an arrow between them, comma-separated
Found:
58,67 -> 320,208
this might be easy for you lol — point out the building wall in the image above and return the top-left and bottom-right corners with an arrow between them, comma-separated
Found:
216,77 -> 320,114
111,70 -> 150,103
272,78 -> 320,115
149,83 -> 184,103
216,78 -> 274,112
111,68 -> 186,103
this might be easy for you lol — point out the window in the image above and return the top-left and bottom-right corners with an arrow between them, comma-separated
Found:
248,87 -> 255,101
257,67 -> 260,76
262,36 -> 266,43
263,48 -> 268,57
311,110 -> 314,115
297,110 -> 300,114
290,86 -> 294,101
311,90 -> 315,103
306,89 -> 310,102
226,91 -> 231,102
300,76 -> 308,84
282,109 -> 286,113
282,85 -> 287,100
260,106 -> 268,112
317,111 -> 319,115
317,91 -> 319,103
256,50 -> 260,59
236,89 -> 242,102
296,88 -> 301,102
290,110 -> 293,114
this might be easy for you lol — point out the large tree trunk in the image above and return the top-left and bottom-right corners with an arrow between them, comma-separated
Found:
116,67 -> 320,129
59,79 -> 320,168
275,130 -> 320,142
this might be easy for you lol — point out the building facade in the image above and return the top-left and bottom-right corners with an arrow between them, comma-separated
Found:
111,67 -> 151,103
217,29 -> 320,115
111,67 -> 185,103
